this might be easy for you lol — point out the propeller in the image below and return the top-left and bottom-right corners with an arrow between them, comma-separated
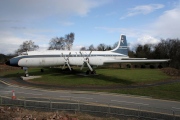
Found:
62,52 -> 72,71
80,51 -> 93,71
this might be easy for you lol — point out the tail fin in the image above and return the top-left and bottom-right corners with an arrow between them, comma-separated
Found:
111,35 -> 128,56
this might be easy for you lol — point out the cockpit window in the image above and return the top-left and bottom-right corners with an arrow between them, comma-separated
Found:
20,52 -> 28,55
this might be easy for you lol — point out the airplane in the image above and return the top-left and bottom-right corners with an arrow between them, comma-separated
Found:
6,35 -> 170,77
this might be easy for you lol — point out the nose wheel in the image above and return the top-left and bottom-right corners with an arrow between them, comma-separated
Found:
23,67 -> 29,77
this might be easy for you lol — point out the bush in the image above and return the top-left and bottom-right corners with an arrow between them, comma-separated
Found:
141,65 -> 146,68
126,64 -> 131,68
150,65 -> 155,69
158,64 -> 163,69
134,65 -> 139,68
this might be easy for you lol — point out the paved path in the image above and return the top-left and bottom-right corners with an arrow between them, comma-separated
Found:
0,78 -> 180,115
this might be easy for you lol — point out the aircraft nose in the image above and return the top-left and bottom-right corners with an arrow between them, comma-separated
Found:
5,60 -> 10,66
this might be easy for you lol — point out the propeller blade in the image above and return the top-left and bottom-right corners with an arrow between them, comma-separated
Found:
80,62 -> 85,70
86,62 -> 93,71
62,63 -> 66,70
79,51 -> 84,58
62,53 -> 66,60
67,52 -> 71,59
66,63 -> 72,71
88,51 -> 92,57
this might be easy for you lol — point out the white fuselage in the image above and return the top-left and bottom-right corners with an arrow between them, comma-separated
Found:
16,50 -> 128,67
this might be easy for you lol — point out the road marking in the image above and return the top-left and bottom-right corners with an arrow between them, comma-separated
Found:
111,100 -> 149,106
59,96 -> 93,100
73,96 -> 93,100
2,91 -> 12,93
172,107 -> 180,110
16,92 -> 42,96
59,96 -> 71,98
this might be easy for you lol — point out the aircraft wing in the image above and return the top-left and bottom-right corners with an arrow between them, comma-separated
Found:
104,59 -> 170,64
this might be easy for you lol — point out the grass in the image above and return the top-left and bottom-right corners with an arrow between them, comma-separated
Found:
1,67 -> 180,101
0,68 -> 170,86
109,82 -> 180,101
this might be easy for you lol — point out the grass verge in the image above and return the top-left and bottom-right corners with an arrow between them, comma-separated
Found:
1,67 -> 180,101
0,68 -> 170,86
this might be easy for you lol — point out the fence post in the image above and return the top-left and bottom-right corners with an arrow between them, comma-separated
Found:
77,100 -> 80,112
50,99 -> 52,110
108,103 -> 110,115
0,96 -> 2,105
138,105 -> 141,118
172,110 -> 175,120
24,98 -> 26,108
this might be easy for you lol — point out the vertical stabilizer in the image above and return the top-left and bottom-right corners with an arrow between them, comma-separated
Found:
111,35 -> 128,56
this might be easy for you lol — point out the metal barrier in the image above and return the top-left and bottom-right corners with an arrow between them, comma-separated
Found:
0,96 -> 180,120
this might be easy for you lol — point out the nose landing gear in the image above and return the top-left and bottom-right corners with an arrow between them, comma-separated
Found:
23,67 -> 29,77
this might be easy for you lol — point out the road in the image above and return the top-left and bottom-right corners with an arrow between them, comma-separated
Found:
0,78 -> 180,115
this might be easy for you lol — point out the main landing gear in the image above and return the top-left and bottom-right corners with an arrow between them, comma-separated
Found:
86,70 -> 96,75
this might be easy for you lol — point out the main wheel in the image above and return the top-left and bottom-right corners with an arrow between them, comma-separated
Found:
91,70 -> 96,75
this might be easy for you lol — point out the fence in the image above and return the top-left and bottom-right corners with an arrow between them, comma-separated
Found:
0,95 -> 180,120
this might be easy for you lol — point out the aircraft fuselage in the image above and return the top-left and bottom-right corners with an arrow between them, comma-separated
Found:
7,50 -> 128,67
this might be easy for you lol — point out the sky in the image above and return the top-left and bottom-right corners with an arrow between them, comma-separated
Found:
0,0 -> 180,54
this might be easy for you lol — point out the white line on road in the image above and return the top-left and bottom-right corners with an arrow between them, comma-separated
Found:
2,91 -> 12,93
59,96 -> 93,100
172,107 -> 180,110
111,100 -> 149,106
73,96 -> 93,100
59,96 -> 71,98
16,92 -> 42,96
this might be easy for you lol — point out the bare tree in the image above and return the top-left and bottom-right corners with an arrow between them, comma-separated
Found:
153,38 -> 180,69
48,37 -> 65,50
134,44 -> 153,58
88,44 -> 96,51
65,32 -> 74,50
97,43 -> 111,51
112,41 -> 118,49
80,47 -> 87,51
15,40 -> 39,54
48,33 -> 74,50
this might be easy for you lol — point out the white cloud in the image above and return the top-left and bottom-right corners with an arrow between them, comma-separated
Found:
0,34 -> 25,54
0,31 -> 23,45
128,35 -> 160,51
72,45 -> 84,51
95,26 -> 142,38
151,6 -> 180,38
0,0 -> 111,54
0,0 -> 109,21
136,35 -> 160,45
120,4 -> 164,19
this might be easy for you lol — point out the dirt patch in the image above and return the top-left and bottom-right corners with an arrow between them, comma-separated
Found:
161,67 -> 180,76
0,106 -> 134,120
0,64 -> 20,73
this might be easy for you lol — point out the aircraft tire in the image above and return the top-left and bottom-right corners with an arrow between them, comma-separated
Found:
91,70 -> 96,75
